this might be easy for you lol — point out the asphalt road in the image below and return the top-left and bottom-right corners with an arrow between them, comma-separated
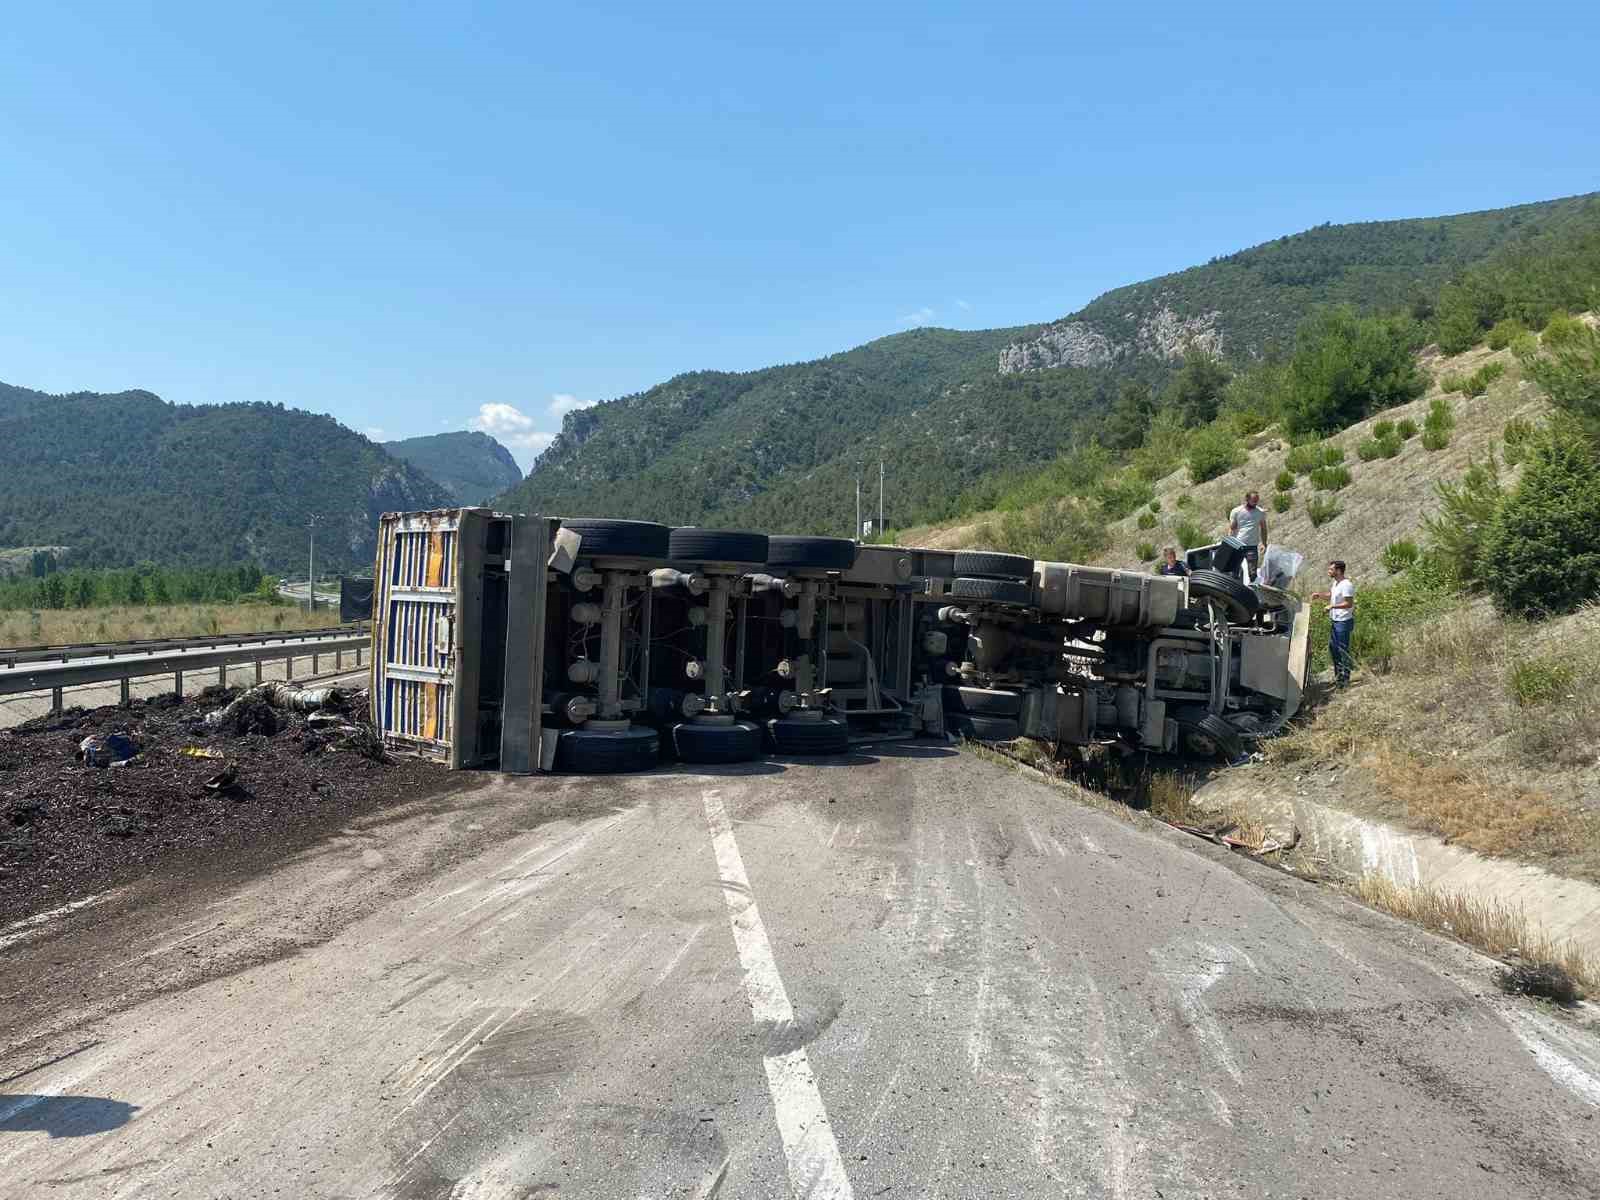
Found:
2,747 -> 1598,1198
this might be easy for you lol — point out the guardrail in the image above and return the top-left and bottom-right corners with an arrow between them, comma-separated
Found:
0,623 -> 365,669
0,631 -> 372,712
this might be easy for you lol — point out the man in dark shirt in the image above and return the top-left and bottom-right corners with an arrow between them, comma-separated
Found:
1157,547 -> 1189,576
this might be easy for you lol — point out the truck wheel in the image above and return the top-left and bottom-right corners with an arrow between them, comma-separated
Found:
767,714 -> 850,755
668,528 -> 770,566
671,720 -> 765,764
949,577 -> 1032,607
765,536 -> 858,571
559,519 -> 672,560
1188,570 -> 1259,624
1175,715 -> 1243,762
941,685 -> 1022,716
554,725 -> 661,773
948,714 -> 1022,741
952,551 -> 1033,581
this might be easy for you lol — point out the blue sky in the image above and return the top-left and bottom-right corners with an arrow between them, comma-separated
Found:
2,3 -> 1596,468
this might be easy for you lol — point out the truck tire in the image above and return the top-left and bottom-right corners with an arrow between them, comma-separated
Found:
1188,570 -> 1259,624
667,528 -> 769,566
948,714 -> 1022,741
559,519 -> 672,560
949,577 -> 1033,607
1175,714 -> 1243,762
941,685 -> 1023,716
766,714 -> 850,755
952,551 -> 1033,581
766,536 -> 858,571
671,720 -> 765,764
554,725 -> 661,773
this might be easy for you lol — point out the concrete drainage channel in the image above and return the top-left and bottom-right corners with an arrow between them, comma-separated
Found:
367,509 -> 1314,777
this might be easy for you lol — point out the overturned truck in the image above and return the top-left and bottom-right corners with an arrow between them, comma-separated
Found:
369,510 -> 1310,773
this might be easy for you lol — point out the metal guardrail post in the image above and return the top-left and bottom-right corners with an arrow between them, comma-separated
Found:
313,652 -> 320,674
174,670 -> 184,698
217,666 -> 226,687
286,656 -> 294,680
51,686 -> 63,713
255,661 -> 263,684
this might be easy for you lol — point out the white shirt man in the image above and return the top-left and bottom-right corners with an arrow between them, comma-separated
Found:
1228,491 -> 1268,578
1311,560 -> 1356,686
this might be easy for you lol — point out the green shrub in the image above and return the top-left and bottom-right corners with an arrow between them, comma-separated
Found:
1136,541 -> 1159,562
1421,427 -> 1450,451
1423,453 -> 1503,590
1187,425 -> 1245,485
1148,499 -> 1162,513
1137,511 -> 1156,530
1322,445 -> 1346,466
1307,495 -> 1342,527
1356,438 -> 1384,462
1372,419 -> 1396,439
1440,374 -> 1466,394
1502,416 -> 1536,465
1381,538 -> 1420,573
1175,494 -> 1192,508
1285,442 -> 1323,474
1096,471 -> 1157,519
1485,318 -> 1527,351
1274,469 -> 1296,492
1381,435 -> 1403,458
1397,418 -> 1419,439
1462,360 -> 1506,397
989,498 -> 1111,563
1172,518 -> 1206,549
1282,307 -> 1427,437
1425,396 -> 1456,432
1272,491 -> 1293,513
1309,464 -> 1352,491
1481,425 -> 1600,618
1507,656 -> 1576,707
1514,313 -> 1600,440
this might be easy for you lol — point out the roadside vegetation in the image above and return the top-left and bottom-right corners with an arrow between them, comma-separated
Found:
0,562 -> 338,645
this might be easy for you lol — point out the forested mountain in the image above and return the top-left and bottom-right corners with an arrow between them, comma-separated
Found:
0,383 -> 452,571
386,430 -> 522,505
497,191 -> 1600,536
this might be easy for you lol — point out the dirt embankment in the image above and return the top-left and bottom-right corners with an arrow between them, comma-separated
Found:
0,687 -> 450,924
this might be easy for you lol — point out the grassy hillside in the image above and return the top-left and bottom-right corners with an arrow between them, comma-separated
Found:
499,191 -> 1600,535
387,430 -> 522,505
0,383 -> 452,572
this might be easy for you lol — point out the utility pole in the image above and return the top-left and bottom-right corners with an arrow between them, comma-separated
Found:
854,469 -> 862,542
878,459 -> 885,542
307,516 -> 318,615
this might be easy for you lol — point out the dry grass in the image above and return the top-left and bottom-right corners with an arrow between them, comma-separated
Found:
0,602 -> 339,647
1355,874 -> 1597,997
1367,744 -> 1582,858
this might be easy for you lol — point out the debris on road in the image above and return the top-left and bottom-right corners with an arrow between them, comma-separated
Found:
77,732 -> 140,768
1495,962 -> 1582,1004
0,686 -> 447,923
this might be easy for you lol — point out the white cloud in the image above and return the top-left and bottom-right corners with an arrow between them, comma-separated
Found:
955,298 -> 972,311
365,425 -> 388,440
898,306 -> 936,327
548,392 -> 598,417
468,402 -> 559,468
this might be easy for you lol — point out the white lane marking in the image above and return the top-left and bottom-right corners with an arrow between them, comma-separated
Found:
1509,1011 -> 1600,1107
0,892 -> 112,951
702,789 -> 855,1200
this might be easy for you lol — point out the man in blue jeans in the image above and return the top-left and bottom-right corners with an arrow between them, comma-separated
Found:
1310,560 -> 1356,686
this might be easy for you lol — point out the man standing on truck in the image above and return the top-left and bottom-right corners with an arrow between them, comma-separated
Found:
1228,491 -> 1268,578
1310,560 -> 1356,687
